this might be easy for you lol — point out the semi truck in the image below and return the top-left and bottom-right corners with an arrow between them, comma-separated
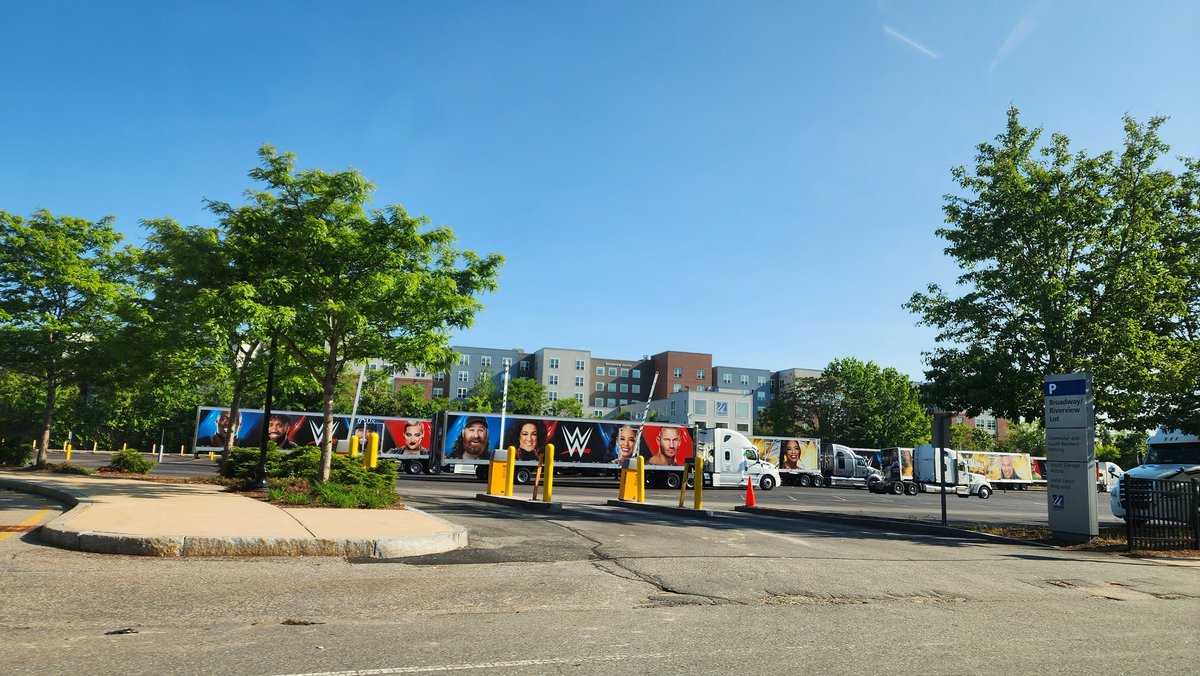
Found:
957,451 -> 1043,490
1110,430 -> 1200,520
746,435 -> 881,488
695,429 -> 781,490
873,445 -> 993,498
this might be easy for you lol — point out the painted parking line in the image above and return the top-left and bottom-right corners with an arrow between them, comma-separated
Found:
0,508 -> 53,542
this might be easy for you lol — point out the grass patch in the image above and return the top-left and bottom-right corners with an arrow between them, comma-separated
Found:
262,476 -> 400,508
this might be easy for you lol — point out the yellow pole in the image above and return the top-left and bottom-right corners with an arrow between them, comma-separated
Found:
503,445 -> 516,496
152,443 -> 158,454
122,442 -> 127,451
65,443 -> 72,461
349,435 -> 360,458
694,456 -> 703,510
179,443 -> 184,456
637,455 -> 645,503
543,444 -> 555,502
91,442 -> 97,454
209,452 -> 215,461
367,432 -> 379,468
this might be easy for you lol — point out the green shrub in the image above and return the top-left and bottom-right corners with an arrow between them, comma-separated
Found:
312,481 -> 398,508
0,442 -> 35,467
268,477 -> 314,505
109,448 -> 156,474
219,445 -> 288,479
48,462 -> 94,475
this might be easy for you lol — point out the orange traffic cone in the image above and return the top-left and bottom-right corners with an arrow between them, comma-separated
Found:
745,476 -> 756,507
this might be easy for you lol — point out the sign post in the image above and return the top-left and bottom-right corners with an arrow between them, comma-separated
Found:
1043,373 -> 1098,542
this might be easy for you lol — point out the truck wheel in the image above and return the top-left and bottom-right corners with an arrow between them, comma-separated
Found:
977,486 -> 992,500
664,472 -> 682,490
759,475 -> 776,491
474,465 -> 488,481
514,468 -> 532,485
890,481 -> 905,495
798,474 -> 812,488
904,482 -> 919,496
427,463 -> 441,475
811,475 -> 824,488
406,460 -> 424,475
686,474 -> 695,489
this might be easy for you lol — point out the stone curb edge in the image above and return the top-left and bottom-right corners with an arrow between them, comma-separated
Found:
605,499 -> 715,518
0,476 -> 467,558
474,493 -> 564,510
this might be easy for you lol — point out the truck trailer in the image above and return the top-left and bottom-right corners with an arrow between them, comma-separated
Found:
873,445 -> 993,498
746,435 -> 881,488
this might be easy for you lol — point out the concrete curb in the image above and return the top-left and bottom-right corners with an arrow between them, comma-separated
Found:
732,505 -> 1052,546
0,476 -> 467,558
606,499 -> 715,518
475,493 -> 564,511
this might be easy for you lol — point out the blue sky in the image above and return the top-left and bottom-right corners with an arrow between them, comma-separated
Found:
3,1 -> 1197,379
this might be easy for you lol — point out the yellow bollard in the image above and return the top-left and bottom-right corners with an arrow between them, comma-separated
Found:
152,443 -> 157,454
91,441 -> 97,454
543,444 -> 555,502
694,456 -> 703,510
122,442 -> 127,451
65,443 -> 72,461
209,451 -> 215,461
179,444 -> 184,456
505,445 -> 516,497
349,435 -> 360,458
637,455 -> 645,503
367,432 -> 379,468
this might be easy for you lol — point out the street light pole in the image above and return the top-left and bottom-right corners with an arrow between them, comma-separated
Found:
252,331 -> 278,491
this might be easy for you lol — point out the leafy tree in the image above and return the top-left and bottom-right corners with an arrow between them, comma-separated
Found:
907,108 -> 1200,432
949,424 -> 995,452
995,420 -> 1047,456
770,357 -> 930,448
545,396 -> 583,418
504,377 -> 547,415
464,369 -> 499,412
0,210 -> 137,465
222,146 -> 502,480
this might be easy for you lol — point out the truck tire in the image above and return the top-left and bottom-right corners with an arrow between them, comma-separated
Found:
686,474 -> 695,489
664,472 -> 682,490
474,465 -> 488,482
759,475 -> 776,491
798,474 -> 812,488
977,486 -> 992,499
514,468 -> 532,485
427,463 -> 441,475
904,482 -> 919,496
890,481 -> 905,495
406,460 -> 424,475
812,475 -> 824,488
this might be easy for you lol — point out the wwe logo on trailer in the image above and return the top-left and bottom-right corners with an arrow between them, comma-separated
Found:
561,426 -> 593,457
309,419 -> 342,441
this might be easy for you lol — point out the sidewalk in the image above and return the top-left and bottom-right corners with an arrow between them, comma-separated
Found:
0,472 -> 466,558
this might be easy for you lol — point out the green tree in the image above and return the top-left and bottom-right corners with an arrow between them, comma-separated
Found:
504,377 -> 547,415
995,420 -> 1047,456
907,108 -> 1199,432
0,210 -> 137,465
545,396 -> 584,418
464,369 -> 499,412
770,358 -> 930,448
221,146 -> 502,480
949,424 -> 995,452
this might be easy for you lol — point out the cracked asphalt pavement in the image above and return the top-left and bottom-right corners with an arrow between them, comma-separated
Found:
3,493 -> 1198,675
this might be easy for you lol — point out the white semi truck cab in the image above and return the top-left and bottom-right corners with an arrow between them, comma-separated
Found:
1110,430 -> 1200,520
819,443 -> 883,488
913,445 -> 993,499
696,428 -> 781,490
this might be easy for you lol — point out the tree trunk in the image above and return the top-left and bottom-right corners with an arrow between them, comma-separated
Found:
319,376 -> 335,482
38,374 -> 56,467
220,389 -> 244,475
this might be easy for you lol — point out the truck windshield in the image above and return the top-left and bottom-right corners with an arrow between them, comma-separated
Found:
1145,442 -> 1200,465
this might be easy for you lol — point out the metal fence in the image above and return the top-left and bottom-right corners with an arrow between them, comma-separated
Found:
1123,478 -> 1200,551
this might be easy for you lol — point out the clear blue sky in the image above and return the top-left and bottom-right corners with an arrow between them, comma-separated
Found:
3,1 -> 1197,379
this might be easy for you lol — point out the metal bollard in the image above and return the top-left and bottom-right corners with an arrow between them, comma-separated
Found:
505,446 -> 516,497
366,432 -> 379,468
694,457 -> 703,510
543,444 -> 555,502
637,455 -> 645,503
349,435 -> 360,458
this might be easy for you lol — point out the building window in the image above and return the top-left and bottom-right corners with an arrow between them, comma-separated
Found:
697,368 -> 706,379
414,367 -> 426,377
742,389 -> 750,395
575,376 -> 584,386
695,400 -> 707,415
433,387 -> 444,398
756,391 -> 765,401
757,376 -> 767,385
576,359 -> 585,370
502,357 -> 512,368
434,372 -> 445,382
608,367 -> 617,376
574,393 -> 584,403
620,368 -> 629,377
672,384 -> 681,393
457,371 -> 468,383
608,383 -> 616,392
549,358 -> 560,369
480,356 -> 492,368
632,384 -> 640,394
736,424 -> 749,432
722,373 -> 732,384
736,402 -> 749,419
548,391 -> 558,401
458,354 -> 470,366
632,369 -> 641,378
595,383 -> 604,391
673,368 -> 682,378
715,401 -> 729,416
595,397 -> 604,406
596,366 -> 605,375
620,399 -> 628,405
696,385 -> 706,392
619,383 -> 628,393
607,398 -> 616,407
549,375 -> 559,385
740,375 -> 749,385
670,401 -> 676,415
956,416 -> 964,425
456,387 -> 468,398
520,360 -> 529,371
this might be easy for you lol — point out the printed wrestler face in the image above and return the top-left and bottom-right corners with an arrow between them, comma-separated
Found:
658,427 -> 681,459
518,423 -> 539,452
463,421 -> 488,452
616,426 -> 637,459
783,440 -> 801,461
268,416 -> 288,440
404,423 -> 424,449
216,411 -> 232,434
1000,456 -> 1015,476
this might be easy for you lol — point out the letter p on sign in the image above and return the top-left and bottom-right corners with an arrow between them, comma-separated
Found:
1048,383 -> 1057,395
